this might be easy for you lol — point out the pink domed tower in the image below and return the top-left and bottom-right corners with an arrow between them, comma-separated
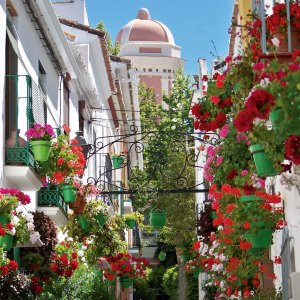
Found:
116,8 -> 185,104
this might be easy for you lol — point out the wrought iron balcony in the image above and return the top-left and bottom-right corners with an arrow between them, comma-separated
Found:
38,186 -> 68,217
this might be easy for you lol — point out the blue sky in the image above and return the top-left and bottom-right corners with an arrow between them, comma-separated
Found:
86,0 -> 233,75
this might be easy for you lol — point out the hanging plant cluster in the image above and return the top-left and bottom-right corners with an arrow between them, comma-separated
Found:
190,4 -> 300,297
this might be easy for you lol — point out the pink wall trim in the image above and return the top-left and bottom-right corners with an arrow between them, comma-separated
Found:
139,47 -> 162,53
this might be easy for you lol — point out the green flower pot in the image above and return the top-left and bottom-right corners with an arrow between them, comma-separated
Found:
240,195 -> 261,211
270,108 -> 300,138
120,277 -> 133,288
30,140 -> 51,161
125,219 -> 135,229
61,184 -> 78,203
95,212 -> 107,228
210,211 -> 217,220
245,222 -> 273,250
0,214 -> 7,226
77,215 -> 90,233
181,255 -> 187,262
0,234 -> 14,251
158,251 -> 166,261
249,144 -> 277,177
149,209 -> 167,229
112,155 -> 124,168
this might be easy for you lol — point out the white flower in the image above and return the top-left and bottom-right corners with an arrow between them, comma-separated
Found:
15,206 -> 23,213
67,237 -> 73,242
27,222 -> 35,232
217,225 -> 224,231
260,77 -> 270,87
212,240 -> 219,248
212,263 -> 223,272
23,212 -> 34,223
81,257 -> 86,262
77,250 -> 84,257
30,231 -> 41,244
81,245 -> 87,250
271,37 -> 280,47
219,254 -> 227,262
220,281 -> 226,289
7,227 -> 16,236
84,263 -> 88,268
11,216 -> 20,226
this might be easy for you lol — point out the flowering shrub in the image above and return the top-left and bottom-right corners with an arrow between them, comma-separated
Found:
11,209 -> 41,245
103,252 -> 149,281
50,240 -> 81,278
77,183 -> 100,198
25,124 -> 55,141
39,126 -> 86,185
0,188 -> 31,214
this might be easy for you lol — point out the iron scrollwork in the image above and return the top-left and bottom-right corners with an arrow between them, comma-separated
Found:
86,125 -> 220,195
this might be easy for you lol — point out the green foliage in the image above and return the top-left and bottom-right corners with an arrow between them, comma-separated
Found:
95,21 -> 120,55
39,265 -> 116,300
132,277 -> 157,300
162,266 -> 179,300
64,200 -> 126,265
186,272 -> 199,300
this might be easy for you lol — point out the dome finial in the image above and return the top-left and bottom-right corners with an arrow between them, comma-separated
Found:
137,8 -> 150,20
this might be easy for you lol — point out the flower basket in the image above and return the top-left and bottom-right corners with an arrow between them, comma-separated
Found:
125,219 -> 135,229
77,215 -> 90,233
249,144 -> 277,177
149,208 -> 167,229
120,277 -> 133,288
30,140 -> 51,161
95,212 -> 107,228
0,234 -> 14,251
112,155 -> 124,168
61,184 -> 78,203
158,251 -> 166,261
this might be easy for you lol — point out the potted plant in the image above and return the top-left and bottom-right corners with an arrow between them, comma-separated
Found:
111,154 -> 125,168
266,2 -> 300,52
37,126 -> 86,203
123,211 -> 144,229
69,183 -> 100,214
25,124 -> 55,161
103,252 -> 149,288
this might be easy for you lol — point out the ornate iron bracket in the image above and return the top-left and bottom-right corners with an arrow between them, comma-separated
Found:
85,125 -> 219,196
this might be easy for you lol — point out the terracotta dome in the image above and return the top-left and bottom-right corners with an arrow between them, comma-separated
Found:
116,8 -> 175,45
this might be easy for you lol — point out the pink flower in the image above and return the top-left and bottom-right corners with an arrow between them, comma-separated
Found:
216,156 -> 223,165
241,170 -> 249,176
207,146 -> 215,157
225,55 -> 232,63
219,125 -> 229,138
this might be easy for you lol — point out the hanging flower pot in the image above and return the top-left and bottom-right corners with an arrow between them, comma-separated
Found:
0,234 -> 14,251
61,184 -> 78,203
95,212 -> 107,228
125,219 -> 135,229
246,228 -> 273,250
240,195 -> 261,211
149,208 -> 167,229
112,155 -> 124,168
77,215 -> 90,233
120,277 -> 133,288
158,251 -> 166,261
249,144 -> 277,177
30,140 -> 51,161
69,195 -> 87,214
245,221 -> 273,250
0,214 -> 7,226
270,108 -> 300,139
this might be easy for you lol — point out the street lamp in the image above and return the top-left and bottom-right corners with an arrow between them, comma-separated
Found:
73,131 -> 90,161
